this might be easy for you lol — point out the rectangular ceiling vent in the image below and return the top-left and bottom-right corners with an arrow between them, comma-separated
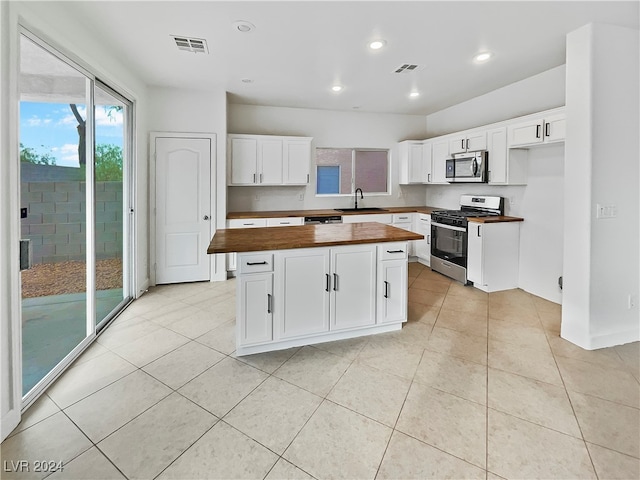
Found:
393,64 -> 423,74
172,36 -> 208,54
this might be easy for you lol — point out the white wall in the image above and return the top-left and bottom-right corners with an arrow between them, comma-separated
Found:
1,1 -> 150,439
563,23 -> 639,349
425,67 -> 567,304
227,104 -> 428,211
147,86 -> 228,280
425,65 -> 566,137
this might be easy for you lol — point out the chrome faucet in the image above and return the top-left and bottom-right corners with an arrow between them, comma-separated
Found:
354,188 -> 363,209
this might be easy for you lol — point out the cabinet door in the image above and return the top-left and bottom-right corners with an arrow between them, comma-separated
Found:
278,249 -> 330,339
508,119 -> 544,147
431,140 -> 449,183
423,143 -> 433,183
378,259 -> 407,324
466,131 -> 487,151
414,215 -> 431,264
238,273 -> 273,346
543,114 -> 566,143
258,138 -> 283,184
330,245 -> 376,330
283,139 -> 311,184
449,136 -> 468,155
408,143 -> 424,183
466,222 -> 484,285
487,127 -> 508,184
230,138 -> 258,185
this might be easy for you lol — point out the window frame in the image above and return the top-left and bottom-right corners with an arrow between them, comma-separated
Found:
314,147 -> 391,197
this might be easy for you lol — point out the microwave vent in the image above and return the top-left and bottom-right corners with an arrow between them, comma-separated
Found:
172,36 -> 208,54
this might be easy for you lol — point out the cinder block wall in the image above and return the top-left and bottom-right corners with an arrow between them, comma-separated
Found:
20,181 -> 124,264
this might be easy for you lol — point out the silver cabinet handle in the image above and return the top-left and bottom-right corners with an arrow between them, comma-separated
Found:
383,280 -> 389,298
203,215 -> 210,220
333,273 -> 338,291
267,293 -> 272,314
427,234 -> 431,244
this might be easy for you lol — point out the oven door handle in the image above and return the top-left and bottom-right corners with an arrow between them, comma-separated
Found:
431,221 -> 467,233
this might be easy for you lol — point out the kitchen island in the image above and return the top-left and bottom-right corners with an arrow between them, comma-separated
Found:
208,223 -> 423,355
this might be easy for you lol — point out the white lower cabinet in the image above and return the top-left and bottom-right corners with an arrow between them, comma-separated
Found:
377,244 -> 408,324
467,221 -> 520,293
238,273 -> 273,345
414,213 -> 431,266
391,214 -> 415,257
236,242 -> 408,355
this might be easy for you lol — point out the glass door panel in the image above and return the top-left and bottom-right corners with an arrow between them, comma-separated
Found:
19,34 -> 92,396
94,83 -> 131,330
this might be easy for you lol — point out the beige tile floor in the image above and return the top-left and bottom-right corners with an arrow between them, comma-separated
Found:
3,263 -> 639,480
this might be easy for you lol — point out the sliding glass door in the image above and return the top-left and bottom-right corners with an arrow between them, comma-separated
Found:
19,31 -> 133,402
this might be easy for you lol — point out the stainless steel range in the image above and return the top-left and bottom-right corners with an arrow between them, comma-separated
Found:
430,194 -> 504,284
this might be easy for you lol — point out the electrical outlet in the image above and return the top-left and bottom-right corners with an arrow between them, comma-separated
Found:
254,194 -> 260,202
628,294 -> 636,310
596,204 -> 617,219
509,196 -> 516,207
298,193 -> 304,201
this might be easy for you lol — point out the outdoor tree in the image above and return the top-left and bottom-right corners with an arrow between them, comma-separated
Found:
19,142 -> 56,165
69,103 -> 86,166
94,144 -> 123,181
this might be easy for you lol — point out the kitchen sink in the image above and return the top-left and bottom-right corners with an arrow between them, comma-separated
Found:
336,207 -> 388,212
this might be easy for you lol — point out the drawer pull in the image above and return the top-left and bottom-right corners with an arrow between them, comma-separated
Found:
333,273 -> 338,291
247,261 -> 268,266
243,223 -> 255,226
383,281 -> 390,298
267,294 -> 272,314
386,249 -> 404,254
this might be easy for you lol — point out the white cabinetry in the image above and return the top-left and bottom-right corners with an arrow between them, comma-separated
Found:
414,213 -> 431,266
467,221 -> 520,292
507,113 -> 566,147
377,243 -> 408,324
398,141 -> 430,184
278,248 -> 330,339
342,213 -> 393,224
228,134 -> 312,186
391,213 -> 415,256
449,131 -> 487,155
487,127 -> 528,185
266,217 -> 304,227
430,139 -> 450,183
237,254 -> 273,346
226,218 -> 268,271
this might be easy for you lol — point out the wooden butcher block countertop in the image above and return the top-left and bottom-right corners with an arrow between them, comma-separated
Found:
467,216 -> 524,223
207,222 -> 424,254
226,206 -> 439,219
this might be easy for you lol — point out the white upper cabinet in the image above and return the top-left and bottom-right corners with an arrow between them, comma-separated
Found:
430,139 -> 449,183
229,134 -> 312,186
507,112 -> 566,147
487,127 -> 528,185
448,131 -> 487,155
398,141 -> 430,184
283,139 -> 311,184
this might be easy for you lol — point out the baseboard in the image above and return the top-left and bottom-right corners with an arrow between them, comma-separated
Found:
137,278 -> 150,298
589,327 -> 640,350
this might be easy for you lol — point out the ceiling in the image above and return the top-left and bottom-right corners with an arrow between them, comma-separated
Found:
56,1 -> 639,116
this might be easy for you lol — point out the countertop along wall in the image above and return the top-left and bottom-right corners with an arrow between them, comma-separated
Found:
424,66 -> 566,304
227,104 -> 428,212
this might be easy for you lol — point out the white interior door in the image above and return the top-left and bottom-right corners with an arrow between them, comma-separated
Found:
156,137 -> 211,284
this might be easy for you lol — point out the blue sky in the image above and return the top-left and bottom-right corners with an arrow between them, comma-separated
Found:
20,102 -> 124,167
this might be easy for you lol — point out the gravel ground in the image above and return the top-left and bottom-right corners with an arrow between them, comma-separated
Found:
21,258 -> 123,298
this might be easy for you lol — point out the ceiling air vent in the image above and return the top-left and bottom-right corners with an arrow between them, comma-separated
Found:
172,36 -> 208,54
393,63 -> 422,74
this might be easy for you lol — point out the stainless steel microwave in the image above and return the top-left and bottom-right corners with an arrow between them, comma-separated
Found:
446,151 -> 488,183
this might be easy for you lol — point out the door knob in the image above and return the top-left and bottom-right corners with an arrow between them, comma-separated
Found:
203,215 -> 210,220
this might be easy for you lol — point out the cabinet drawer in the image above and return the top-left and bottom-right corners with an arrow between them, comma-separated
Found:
417,213 -> 431,222
379,243 -> 408,260
238,253 -> 274,274
266,217 -> 304,227
227,218 -> 267,228
392,213 -> 413,224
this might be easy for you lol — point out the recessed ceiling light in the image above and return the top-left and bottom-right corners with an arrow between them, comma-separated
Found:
409,91 -> 420,98
233,20 -> 255,33
331,85 -> 343,93
473,51 -> 493,63
369,39 -> 386,50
